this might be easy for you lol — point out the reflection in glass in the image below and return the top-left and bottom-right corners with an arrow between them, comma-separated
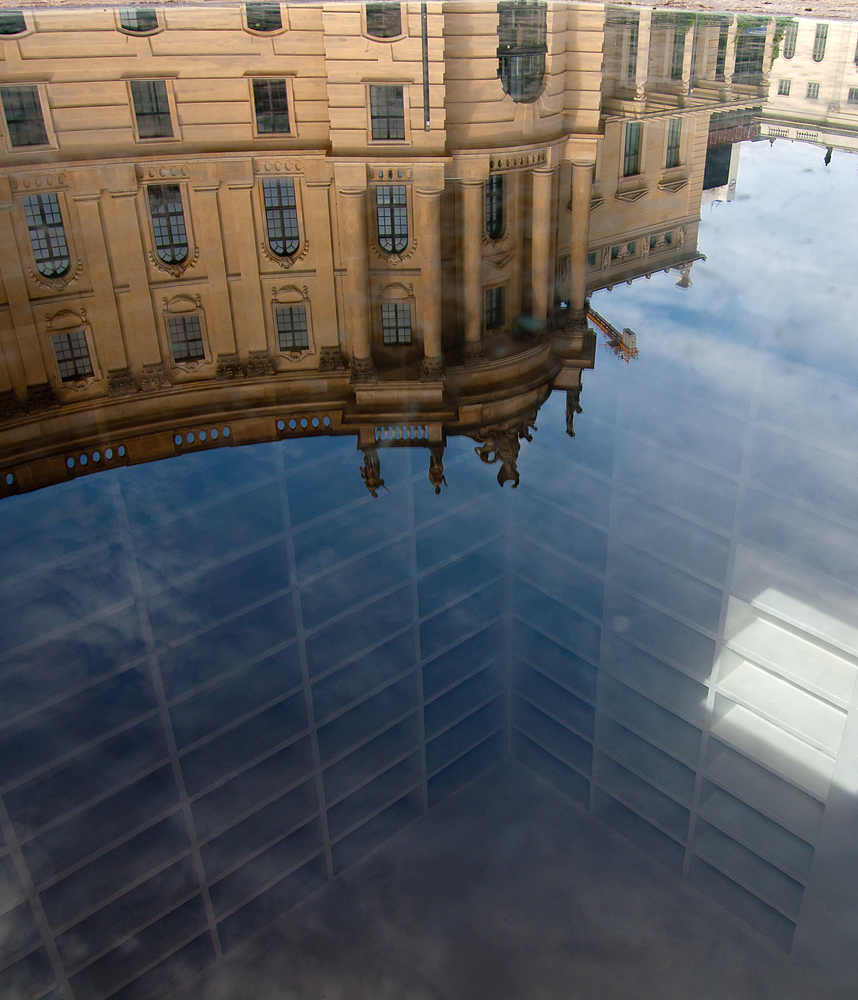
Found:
148,184 -> 189,265
24,193 -> 70,277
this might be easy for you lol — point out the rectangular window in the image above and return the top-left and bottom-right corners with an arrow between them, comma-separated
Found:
670,27 -> 685,80
484,286 -> 504,329
806,82 -> 820,100
623,121 -> 642,177
253,79 -> 290,134
848,87 -> 858,104
130,80 -> 173,139
53,331 -> 93,382
369,85 -> 405,140
665,118 -> 681,168
168,315 -> 205,362
626,22 -> 638,86
778,79 -> 791,96
1,85 -> 48,147
381,302 -> 411,344
587,252 -> 596,267
275,305 -> 309,351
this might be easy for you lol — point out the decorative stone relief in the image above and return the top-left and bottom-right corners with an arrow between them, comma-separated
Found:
319,347 -> 347,372
148,245 -> 199,278
140,363 -> 170,391
27,259 -> 82,293
136,165 -> 190,180
107,369 -> 138,397
27,383 -> 60,411
260,237 -> 310,270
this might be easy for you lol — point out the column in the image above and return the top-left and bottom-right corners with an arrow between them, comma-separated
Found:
415,183 -> 443,378
569,162 -> 593,315
73,193 -> 128,373
222,181 -> 267,356
530,166 -> 553,324
461,180 -> 483,357
635,9 -> 652,99
722,16 -> 737,95
192,184 -> 237,361
0,207 -> 48,397
680,23 -> 696,98
338,184 -> 374,379
761,19 -> 777,87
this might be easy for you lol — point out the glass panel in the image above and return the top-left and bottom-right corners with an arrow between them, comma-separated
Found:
366,3 -> 401,39
369,85 -> 405,140
381,302 -> 411,344
1,85 -> 48,147
52,331 -> 93,381
23,193 -> 70,277
376,185 -> 408,253
148,184 -> 188,264
0,10 -> 26,34
253,79 -> 290,134
119,8 -> 159,32
246,3 -> 282,32
782,21 -> 797,59
485,175 -> 504,240
276,306 -> 309,351
484,287 -> 503,329
812,23 -> 828,62
666,118 -> 681,168
263,179 -> 299,256
624,121 -> 642,176
497,0 -> 547,103
168,314 -> 205,361
130,80 -> 173,139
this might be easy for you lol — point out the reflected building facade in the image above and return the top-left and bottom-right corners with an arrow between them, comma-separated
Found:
1,7 -> 858,1000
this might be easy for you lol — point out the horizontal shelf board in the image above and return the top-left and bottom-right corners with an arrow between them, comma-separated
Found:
593,756 -> 689,844
591,787 -> 685,875
703,743 -> 825,845
718,659 -> 846,756
427,726 -> 504,780
597,718 -> 695,808
692,824 -> 805,921
688,857 -> 796,953
710,704 -> 834,802
512,723 -> 591,782
746,588 -> 858,663
512,732 -> 591,807
726,615 -> 857,709
697,786 -> 814,885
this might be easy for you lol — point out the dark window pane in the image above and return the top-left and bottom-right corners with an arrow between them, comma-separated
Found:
130,80 -> 173,139
485,286 -> 503,329
497,0 -> 547,103
263,178 -> 299,256
782,21 -> 797,59
381,302 -> 411,344
666,118 -> 681,168
53,331 -> 93,381
253,79 -> 290,134
24,193 -> 70,277
623,121 -> 641,177
168,315 -> 205,362
369,85 -> 405,140
148,184 -> 188,264
486,174 -> 504,240
376,185 -> 408,254
366,3 -> 401,38
246,3 -> 282,32
1,85 -> 48,147
119,8 -> 159,32
275,305 -> 309,351
0,10 -> 27,34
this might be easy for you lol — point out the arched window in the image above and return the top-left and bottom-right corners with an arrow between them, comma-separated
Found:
366,2 -> 401,39
812,23 -> 828,62
0,10 -> 26,34
376,185 -> 408,254
263,179 -> 299,257
119,8 -> 159,33
782,21 -> 797,59
147,184 -> 188,265
245,3 -> 282,33
24,194 -> 70,278
497,0 -> 547,103
485,175 -> 504,240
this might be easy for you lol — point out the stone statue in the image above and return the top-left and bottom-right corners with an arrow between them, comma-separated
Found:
471,413 -> 537,488
428,446 -> 447,495
359,447 -> 387,498
566,388 -> 583,438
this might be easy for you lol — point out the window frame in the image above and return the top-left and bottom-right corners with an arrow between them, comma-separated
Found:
812,23 -> 828,63
375,183 -> 409,255
485,174 -> 505,241
777,79 -> 791,97
45,311 -> 101,391
367,84 -> 409,143
664,117 -> 681,169
274,304 -> 310,353
167,313 -> 207,364
623,120 -> 642,177
250,77 -> 295,138
782,21 -> 797,59
116,8 -> 162,35
484,285 -> 505,331
53,329 -> 95,383
243,3 -> 286,35
806,81 -> 820,100
269,284 -> 314,364
0,84 -> 55,152
381,301 -> 412,345
261,177 -> 302,260
23,192 -> 71,279
847,87 -> 858,105
364,2 -> 405,40
145,183 -> 195,276
128,79 -> 179,142
0,9 -> 31,36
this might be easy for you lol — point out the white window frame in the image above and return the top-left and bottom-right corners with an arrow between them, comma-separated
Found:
0,83 -> 57,154
126,78 -> 181,143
